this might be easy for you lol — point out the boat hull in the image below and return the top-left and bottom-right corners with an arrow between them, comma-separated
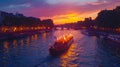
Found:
106,37 -> 120,46
49,38 -> 73,56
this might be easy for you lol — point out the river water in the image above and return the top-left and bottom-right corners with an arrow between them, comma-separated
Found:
0,30 -> 120,67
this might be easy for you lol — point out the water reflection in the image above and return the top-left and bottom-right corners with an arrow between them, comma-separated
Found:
26,36 -> 30,45
13,40 -> 18,48
42,32 -> 50,42
97,37 -> 120,56
3,41 -> 9,53
42,33 -> 47,42
20,39 -> 24,46
0,30 -> 120,67
96,37 -> 120,67
1,34 -> 41,53
60,44 -> 78,67
31,34 -> 38,41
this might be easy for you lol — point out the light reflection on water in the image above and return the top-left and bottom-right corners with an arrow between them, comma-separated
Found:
3,41 -> 9,53
0,30 -> 120,67
60,43 -> 79,67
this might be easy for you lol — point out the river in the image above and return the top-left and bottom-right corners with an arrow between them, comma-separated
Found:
0,30 -> 120,67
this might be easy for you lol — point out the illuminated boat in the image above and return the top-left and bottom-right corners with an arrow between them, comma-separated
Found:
49,34 -> 73,56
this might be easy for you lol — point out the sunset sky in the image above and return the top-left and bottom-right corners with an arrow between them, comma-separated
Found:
0,0 -> 120,24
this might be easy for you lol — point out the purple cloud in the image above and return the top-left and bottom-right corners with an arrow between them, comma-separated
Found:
0,0 -> 120,24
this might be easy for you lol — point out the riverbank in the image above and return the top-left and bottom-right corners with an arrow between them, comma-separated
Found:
81,28 -> 120,45
0,29 -> 52,40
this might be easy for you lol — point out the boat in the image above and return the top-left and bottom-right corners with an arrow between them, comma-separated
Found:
81,30 -> 97,36
106,34 -> 120,44
49,34 -> 73,56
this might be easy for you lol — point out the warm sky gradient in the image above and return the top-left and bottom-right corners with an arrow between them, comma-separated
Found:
0,0 -> 120,24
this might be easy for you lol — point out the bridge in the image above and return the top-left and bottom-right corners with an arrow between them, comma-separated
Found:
53,24 -> 78,30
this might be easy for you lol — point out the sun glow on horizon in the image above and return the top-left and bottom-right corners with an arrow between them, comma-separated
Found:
40,11 -> 99,25
0,0 -> 119,25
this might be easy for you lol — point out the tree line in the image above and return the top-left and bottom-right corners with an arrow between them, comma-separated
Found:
95,6 -> 120,28
76,6 -> 120,29
0,11 -> 54,28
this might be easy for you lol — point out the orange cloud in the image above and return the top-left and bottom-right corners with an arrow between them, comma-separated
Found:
41,13 -> 82,25
40,11 -> 99,25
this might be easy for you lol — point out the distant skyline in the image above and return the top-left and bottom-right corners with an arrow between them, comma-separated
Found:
0,0 -> 120,24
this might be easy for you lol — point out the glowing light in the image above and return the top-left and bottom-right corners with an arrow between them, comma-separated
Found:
3,41 -> 9,53
41,11 -> 98,25
60,44 -> 78,67
13,40 -> 18,48
13,27 -> 17,32
0,26 -> 50,33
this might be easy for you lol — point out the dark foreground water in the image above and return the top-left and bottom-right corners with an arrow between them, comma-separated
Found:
0,30 -> 120,67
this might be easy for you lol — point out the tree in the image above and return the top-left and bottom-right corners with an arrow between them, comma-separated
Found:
42,19 -> 54,27
95,6 -> 120,28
